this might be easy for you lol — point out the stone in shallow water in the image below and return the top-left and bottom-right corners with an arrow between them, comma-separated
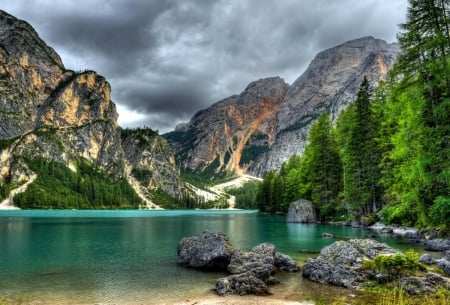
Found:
286,199 -> 317,223
177,231 -> 234,270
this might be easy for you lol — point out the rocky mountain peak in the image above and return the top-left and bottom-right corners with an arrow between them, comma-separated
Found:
167,37 -> 400,178
165,76 -> 289,176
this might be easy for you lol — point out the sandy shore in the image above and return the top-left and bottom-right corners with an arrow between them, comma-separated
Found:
171,295 -> 314,305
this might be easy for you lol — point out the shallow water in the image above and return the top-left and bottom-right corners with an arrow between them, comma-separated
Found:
0,210 -> 425,304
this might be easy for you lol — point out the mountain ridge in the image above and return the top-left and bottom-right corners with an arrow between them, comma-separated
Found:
165,36 -> 400,177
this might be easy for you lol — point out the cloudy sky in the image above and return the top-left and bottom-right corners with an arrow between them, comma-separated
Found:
2,0 -> 407,133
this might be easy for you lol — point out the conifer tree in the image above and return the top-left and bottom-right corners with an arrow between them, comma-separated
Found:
299,113 -> 343,220
338,77 -> 382,217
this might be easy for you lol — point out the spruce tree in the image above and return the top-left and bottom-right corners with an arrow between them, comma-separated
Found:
338,77 -> 382,218
299,113 -> 343,221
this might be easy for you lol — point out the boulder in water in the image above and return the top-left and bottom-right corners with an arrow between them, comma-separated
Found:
286,199 -> 317,223
177,231 -> 234,270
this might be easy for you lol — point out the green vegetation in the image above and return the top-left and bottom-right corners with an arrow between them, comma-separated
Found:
362,250 -> 426,276
256,0 -> 450,231
256,114 -> 344,219
240,143 -> 269,167
226,180 -> 261,209
14,158 -> 142,209
120,126 -> 159,143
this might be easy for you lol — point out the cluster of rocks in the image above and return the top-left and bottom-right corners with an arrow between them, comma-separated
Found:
369,223 -> 450,252
419,251 -> 450,277
177,231 -> 299,296
302,238 -> 450,295
302,239 -> 398,288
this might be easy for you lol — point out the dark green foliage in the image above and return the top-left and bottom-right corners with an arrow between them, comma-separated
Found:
0,136 -> 19,151
181,155 -> 235,187
299,113 -> 343,221
337,77 -> 383,217
240,144 -> 269,166
120,126 -> 159,143
256,171 -> 284,213
226,180 -> 261,209
362,250 -> 426,276
131,168 -> 153,186
377,0 -> 450,228
429,196 -> 450,230
149,188 -> 187,209
14,158 -> 142,209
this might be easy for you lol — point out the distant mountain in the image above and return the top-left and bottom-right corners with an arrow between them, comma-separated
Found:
0,10 -> 184,208
165,37 -> 400,177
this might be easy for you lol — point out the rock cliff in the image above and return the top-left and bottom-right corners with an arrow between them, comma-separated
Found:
165,77 -> 289,177
166,37 -> 400,177
0,10 -> 183,208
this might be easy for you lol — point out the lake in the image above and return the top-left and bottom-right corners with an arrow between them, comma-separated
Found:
0,210 -> 425,304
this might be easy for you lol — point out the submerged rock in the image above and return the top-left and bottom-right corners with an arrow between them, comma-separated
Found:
286,199 -> 317,223
177,231 -> 234,270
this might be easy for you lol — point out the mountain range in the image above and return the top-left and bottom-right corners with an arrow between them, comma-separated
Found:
165,36 -> 400,177
0,10 -> 400,208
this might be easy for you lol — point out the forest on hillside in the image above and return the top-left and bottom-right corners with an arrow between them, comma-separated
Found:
255,0 -> 450,231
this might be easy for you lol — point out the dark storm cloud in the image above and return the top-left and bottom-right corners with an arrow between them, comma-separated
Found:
2,0 -> 406,133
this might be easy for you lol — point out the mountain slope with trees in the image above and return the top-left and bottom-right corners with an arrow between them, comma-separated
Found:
256,0 -> 450,231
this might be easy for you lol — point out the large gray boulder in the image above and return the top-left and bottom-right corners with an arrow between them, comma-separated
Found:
302,239 -> 398,288
287,199 -> 317,223
177,231 -> 234,270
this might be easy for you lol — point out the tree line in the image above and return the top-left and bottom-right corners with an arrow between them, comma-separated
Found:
257,0 -> 450,230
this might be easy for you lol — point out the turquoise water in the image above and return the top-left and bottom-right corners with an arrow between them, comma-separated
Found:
0,210 -> 424,304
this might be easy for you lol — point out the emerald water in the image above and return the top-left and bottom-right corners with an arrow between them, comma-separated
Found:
0,210 -> 424,304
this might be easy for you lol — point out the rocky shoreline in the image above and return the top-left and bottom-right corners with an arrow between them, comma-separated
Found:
177,231 -> 300,296
368,222 -> 450,252
178,231 -> 450,299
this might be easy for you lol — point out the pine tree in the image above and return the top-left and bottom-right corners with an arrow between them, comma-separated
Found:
299,113 -> 343,220
338,77 -> 382,218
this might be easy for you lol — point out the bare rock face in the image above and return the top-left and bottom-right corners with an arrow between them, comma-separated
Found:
165,77 -> 289,177
286,199 -> 317,223
121,128 -> 185,198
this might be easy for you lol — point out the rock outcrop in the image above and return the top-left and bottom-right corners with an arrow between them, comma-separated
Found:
303,239 -> 450,294
177,232 -> 299,296
0,10 -> 184,208
166,37 -> 400,178
286,199 -> 317,223
302,239 -> 399,288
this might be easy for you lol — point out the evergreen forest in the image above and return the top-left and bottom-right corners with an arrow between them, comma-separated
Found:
256,0 -> 450,231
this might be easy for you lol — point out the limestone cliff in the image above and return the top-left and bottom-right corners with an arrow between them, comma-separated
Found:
166,37 -> 400,177
165,77 -> 288,178
0,10 -> 183,208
